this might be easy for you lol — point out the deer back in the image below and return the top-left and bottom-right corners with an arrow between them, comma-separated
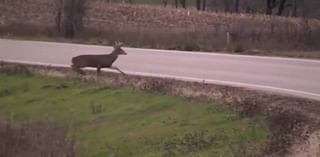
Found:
72,54 -> 118,68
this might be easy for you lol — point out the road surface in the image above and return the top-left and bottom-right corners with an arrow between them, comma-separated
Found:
1,39 -> 320,100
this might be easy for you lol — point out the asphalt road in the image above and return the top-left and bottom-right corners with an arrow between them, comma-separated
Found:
1,39 -> 320,100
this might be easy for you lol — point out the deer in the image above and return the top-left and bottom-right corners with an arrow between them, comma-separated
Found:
71,42 -> 127,75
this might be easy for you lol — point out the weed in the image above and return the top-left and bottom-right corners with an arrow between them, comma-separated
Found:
234,45 -> 245,53
0,64 -> 32,76
266,108 -> 309,155
90,102 -> 104,114
161,130 -> 221,156
237,98 -> 263,118
0,89 -> 11,97
42,83 -> 69,89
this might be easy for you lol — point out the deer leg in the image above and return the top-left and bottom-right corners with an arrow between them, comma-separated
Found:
77,68 -> 85,75
110,66 -> 126,75
72,65 -> 85,75
97,66 -> 101,75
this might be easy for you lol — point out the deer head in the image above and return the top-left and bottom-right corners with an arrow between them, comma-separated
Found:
113,41 -> 127,55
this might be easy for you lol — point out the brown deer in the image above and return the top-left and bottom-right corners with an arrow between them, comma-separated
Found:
71,42 -> 127,75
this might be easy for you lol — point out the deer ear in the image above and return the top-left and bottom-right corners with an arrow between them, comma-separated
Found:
114,41 -> 118,47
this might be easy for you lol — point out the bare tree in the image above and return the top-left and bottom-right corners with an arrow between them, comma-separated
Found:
180,0 -> 186,9
123,0 -> 132,4
106,0 -> 131,3
208,0 -> 216,11
202,0 -> 206,11
62,0 -> 86,38
234,0 -> 240,13
196,0 -> 201,10
54,0 -> 63,33
196,0 -> 206,11
175,0 -> 187,9
162,0 -> 168,7
266,0 -> 277,15
225,0 -> 231,12
277,0 -> 287,15
292,0 -> 297,16
266,0 -> 291,16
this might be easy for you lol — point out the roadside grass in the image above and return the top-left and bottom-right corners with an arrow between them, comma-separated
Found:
0,73 -> 270,157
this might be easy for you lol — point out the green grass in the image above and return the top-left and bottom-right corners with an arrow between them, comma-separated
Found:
0,73 -> 270,157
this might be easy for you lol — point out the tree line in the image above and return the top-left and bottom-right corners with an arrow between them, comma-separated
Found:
53,0 -> 313,38
163,0 -> 301,17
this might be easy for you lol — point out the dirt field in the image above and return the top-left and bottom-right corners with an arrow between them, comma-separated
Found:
1,0 -> 320,58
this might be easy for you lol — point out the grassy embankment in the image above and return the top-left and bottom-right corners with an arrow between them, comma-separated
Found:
0,73 -> 270,157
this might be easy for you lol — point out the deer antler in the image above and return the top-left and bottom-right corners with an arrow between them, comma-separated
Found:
114,41 -> 124,47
